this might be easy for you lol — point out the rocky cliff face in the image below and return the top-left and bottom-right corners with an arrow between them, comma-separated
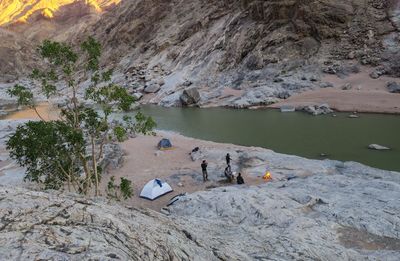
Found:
0,0 -> 120,81
0,29 -> 37,82
83,0 -> 400,107
1,0 -> 399,106
0,185 -> 219,260
1,0 -> 120,43
0,0 -> 120,26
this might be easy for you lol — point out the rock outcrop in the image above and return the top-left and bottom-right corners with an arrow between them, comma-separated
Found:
167,161 -> 400,260
0,186 -> 218,260
1,156 -> 400,260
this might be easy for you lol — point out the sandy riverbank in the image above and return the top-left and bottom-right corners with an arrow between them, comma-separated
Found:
270,67 -> 400,114
106,131 -> 267,211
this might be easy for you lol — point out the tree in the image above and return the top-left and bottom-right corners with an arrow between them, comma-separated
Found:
6,37 -> 156,197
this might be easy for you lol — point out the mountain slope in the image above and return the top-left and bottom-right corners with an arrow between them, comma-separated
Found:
0,28 -> 35,81
83,0 -> 400,107
0,0 -> 120,26
0,0 -> 399,108
0,0 -> 120,79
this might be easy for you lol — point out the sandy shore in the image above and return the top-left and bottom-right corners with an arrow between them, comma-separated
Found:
270,67 -> 400,114
106,131 -> 267,211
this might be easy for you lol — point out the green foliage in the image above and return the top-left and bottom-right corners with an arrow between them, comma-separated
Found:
106,176 -> 134,200
7,37 -> 155,198
120,177 -> 133,200
6,121 -> 83,190
7,85 -> 34,107
81,36 -> 101,71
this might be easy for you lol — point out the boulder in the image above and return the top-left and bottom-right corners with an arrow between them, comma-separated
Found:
309,75 -> 319,82
157,78 -> 165,86
276,90 -> 290,99
144,83 -> 161,93
132,92 -> 143,100
341,83 -> 352,90
320,82 -> 334,88
190,150 -> 204,161
100,143 -> 124,171
387,82 -> 400,93
180,88 -> 201,106
369,66 -> 386,79
159,92 -> 182,107
182,80 -> 193,87
368,144 -> 391,150
303,104 -> 333,116
349,114 -> 359,118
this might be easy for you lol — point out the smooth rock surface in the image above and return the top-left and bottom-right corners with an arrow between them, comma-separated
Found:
144,84 -> 161,93
168,161 -> 400,261
1,137 -> 400,260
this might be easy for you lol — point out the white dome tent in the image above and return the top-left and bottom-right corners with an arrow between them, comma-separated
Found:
140,179 -> 173,200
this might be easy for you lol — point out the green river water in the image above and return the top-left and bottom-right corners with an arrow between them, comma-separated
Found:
139,106 -> 400,172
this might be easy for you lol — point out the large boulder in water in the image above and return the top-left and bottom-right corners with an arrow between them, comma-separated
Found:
180,88 -> 201,106
368,144 -> 391,150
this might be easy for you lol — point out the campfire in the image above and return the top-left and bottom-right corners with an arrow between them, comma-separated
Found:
263,171 -> 272,181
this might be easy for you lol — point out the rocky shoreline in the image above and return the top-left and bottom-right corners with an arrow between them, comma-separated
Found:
0,117 -> 399,259
1,152 -> 399,260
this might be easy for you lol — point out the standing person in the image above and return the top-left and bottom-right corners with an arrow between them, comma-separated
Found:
201,160 -> 208,182
226,153 -> 231,166
237,173 -> 245,185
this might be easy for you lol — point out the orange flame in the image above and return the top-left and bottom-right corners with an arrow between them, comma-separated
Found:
263,172 -> 272,181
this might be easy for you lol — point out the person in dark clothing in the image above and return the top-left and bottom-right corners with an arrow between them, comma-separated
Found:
224,166 -> 234,182
201,160 -> 208,181
237,173 -> 244,185
226,153 -> 231,166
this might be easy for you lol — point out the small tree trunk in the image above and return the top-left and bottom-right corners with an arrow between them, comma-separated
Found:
91,135 -> 99,196
67,175 -> 71,192
80,153 -> 92,195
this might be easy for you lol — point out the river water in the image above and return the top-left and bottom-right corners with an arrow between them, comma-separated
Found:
2,104 -> 399,172
140,105 -> 400,172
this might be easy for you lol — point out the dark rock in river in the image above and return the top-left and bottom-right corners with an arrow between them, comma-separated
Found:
180,88 -> 201,106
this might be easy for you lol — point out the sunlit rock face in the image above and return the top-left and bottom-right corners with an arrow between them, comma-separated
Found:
0,0 -> 120,26
0,0 -> 120,79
